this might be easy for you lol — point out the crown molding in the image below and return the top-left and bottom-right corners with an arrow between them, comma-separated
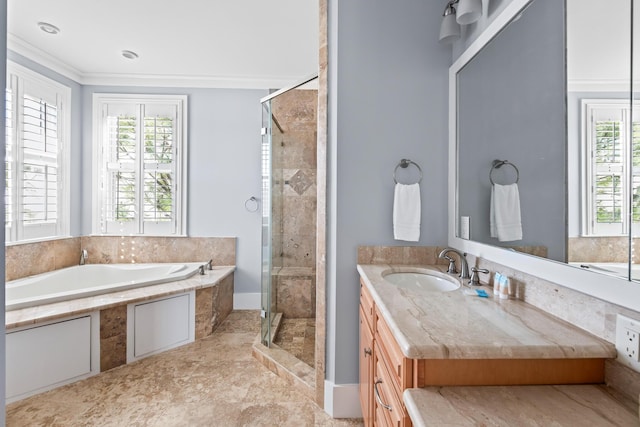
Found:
79,72 -> 305,89
568,79 -> 636,93
8,33 -> 309,89
8,34 -> 84,83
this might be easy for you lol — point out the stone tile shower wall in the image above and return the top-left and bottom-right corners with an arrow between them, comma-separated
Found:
271,89 -> 318,319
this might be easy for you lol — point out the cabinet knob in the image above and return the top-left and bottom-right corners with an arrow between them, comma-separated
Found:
364,347 -> 372,357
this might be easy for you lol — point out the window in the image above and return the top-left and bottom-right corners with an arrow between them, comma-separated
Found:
93,95 -> 187,236
5,63 -> 70,243
582,100 -> 640,236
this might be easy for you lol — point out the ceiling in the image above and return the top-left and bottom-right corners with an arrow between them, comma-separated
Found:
7,0 -> 319,89
567,0 -> 633,91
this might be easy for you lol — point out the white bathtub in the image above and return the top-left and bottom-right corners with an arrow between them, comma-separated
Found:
572,262 -> 640,280
6,262 -> 205,311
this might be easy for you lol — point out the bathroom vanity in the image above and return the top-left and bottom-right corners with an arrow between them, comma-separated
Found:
357,264 -> 634,427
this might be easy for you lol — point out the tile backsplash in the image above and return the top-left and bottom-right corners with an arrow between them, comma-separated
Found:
6,236 -> 236,282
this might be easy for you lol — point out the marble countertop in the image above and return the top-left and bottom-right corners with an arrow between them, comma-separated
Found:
357,264 -> 616,360
404,386 -> 639,426
6,265 -> 235,330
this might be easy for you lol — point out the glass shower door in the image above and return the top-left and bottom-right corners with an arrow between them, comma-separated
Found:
260,101 -> 273,346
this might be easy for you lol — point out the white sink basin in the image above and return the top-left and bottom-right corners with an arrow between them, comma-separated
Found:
383,270 -> 460,293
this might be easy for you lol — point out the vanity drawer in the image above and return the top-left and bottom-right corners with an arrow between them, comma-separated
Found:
360,279 -> 375,333
374,342 -> 411,427
375,310 -> 413,391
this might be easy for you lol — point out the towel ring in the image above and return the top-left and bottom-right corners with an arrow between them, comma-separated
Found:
489,160 -> 519,185
244,196 -> 259,213
393,159 -> 423,184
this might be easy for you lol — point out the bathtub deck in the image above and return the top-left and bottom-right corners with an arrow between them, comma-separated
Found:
6,265 -> 235,330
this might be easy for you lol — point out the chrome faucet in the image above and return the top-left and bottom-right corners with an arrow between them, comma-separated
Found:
80,249 -> 88,265
438,248 -> 470,280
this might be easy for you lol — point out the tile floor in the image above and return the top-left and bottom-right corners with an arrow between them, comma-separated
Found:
6,310 -> 363,427
273,317 -> 316,368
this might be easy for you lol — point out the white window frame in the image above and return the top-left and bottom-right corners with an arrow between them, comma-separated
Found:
92,94 -> 187,236
5,62 -> 71,243
581,99 -> 639,236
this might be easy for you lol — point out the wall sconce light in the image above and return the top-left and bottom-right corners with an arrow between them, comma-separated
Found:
439,2 -> 461,44
439,0 -> 483,44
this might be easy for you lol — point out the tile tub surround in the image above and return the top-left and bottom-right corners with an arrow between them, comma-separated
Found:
6,266 -> 235,330
5,237 -> 81,282
195,273 -> 234,339
7,266 -> 233,381
568,236 -> 633,263
5,236 -> 236,282
100,305 -> 127,371
403,386 -> 639,426
97,272 -> 234,373
80,236 -> 236,266
357,263 -> 615,360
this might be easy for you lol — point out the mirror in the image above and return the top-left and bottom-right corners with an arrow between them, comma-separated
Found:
457,0 -> 566,262
455,0 -> 638,281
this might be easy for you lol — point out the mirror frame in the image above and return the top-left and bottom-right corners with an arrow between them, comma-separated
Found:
448,0 -> 640,312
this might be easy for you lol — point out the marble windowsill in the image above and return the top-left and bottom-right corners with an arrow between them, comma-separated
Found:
357,264 -> 616,360
6,265 -> 235,330
403,386 -> 639,426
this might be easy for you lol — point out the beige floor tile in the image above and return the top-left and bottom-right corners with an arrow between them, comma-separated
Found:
6,310 -> 362,427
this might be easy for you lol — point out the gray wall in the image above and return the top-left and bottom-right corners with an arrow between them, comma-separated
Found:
457,0 -> 566,261
81,86 -> 266,294
326,0 -> 451,385
452,0 -> 513,61
5,52 -> 267,295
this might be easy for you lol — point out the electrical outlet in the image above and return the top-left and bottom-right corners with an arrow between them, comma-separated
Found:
460,216 -> 470,240
616,315 -> 640,372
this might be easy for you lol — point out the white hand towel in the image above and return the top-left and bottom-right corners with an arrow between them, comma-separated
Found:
490,183 -> 522,242
393,183 -> 421,242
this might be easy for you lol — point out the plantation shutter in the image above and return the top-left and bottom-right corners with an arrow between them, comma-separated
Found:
5,68 -> 66,242
5,87 -> 14,236
590,107 -> 626,235
142,104 -> 176,235
100,101 -> 179,235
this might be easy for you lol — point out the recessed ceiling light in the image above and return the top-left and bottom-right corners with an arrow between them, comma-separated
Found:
37,22 -> 60,35
121,50 -> 139,60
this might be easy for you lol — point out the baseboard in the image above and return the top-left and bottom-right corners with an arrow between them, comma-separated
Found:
323,380 -> 362,419
233,292 -> 261,310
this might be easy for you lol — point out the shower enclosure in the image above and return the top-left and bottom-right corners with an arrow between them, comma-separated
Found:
260,76 -> 318,367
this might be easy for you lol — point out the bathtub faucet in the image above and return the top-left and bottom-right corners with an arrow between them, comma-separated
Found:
80,249 -> 88,265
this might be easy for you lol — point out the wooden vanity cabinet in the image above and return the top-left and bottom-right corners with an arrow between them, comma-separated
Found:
359,305 -> 374,427
359,273 -> 612,426
360,280 -> 412,427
